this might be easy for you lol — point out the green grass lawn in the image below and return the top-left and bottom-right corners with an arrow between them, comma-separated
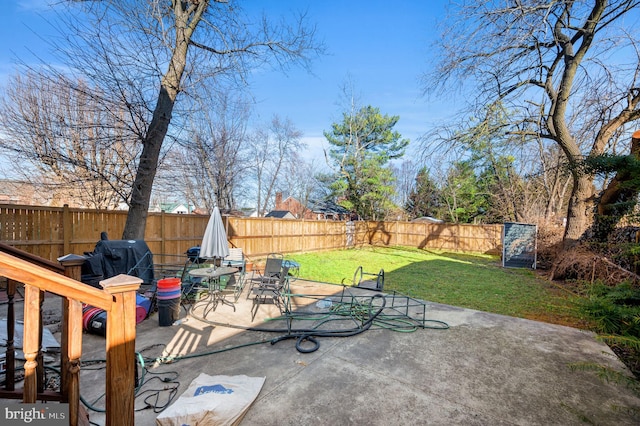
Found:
288,246 -> 586,328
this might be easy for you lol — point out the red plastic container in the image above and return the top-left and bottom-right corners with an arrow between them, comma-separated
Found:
157,277 -> 181,289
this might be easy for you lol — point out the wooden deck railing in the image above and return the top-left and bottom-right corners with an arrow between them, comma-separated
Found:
0,242 -> 141,426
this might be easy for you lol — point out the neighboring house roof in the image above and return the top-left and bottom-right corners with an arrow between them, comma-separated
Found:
411,216 -> 444,223
191,207 -> 210,215
219,208 -> 246,217
239,207 -> 256,216
265,210 -> 296,219
281,195 -> 297,205
309,199 -> 350,216
273,191 -> 352,220
247,209 -> 268,217
154,202 -> 192,214
0,179 -> 66,206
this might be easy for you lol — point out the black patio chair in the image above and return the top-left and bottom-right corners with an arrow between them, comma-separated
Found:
250,264 -> 290,321
246,253 -> 284,299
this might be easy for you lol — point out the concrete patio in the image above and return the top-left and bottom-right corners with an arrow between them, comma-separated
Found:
3,277 -> 640,425
71,278 -> 640,426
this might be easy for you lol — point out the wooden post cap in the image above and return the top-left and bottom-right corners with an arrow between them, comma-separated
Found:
57,254 -> 86,266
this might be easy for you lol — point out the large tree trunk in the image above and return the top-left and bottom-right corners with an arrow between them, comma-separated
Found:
121,3 -> 204,239
563,173 -> 594,247
122,87 -> 176,240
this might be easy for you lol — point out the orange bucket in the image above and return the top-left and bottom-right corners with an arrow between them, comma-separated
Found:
157,277 -> 181,289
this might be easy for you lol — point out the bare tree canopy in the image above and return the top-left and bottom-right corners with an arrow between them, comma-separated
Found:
27,0 -> 322,238
425,0 -> 640,245
249,115 -> 305,216
156,88 -> 252,213
0,71 -> 139,209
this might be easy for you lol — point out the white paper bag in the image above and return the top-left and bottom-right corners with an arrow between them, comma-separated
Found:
156,373 -> 265,426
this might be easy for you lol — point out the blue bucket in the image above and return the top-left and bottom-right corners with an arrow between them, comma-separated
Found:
156,289 -> 182,300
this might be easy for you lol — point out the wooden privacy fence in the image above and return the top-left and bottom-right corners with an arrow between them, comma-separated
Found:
1,204 -> 503,264
1,205 -> 211,263
358,221 -> 503,253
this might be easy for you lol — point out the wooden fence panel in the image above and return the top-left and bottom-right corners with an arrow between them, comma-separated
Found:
0,204 -> 504,264
227,217 -> 271,257
144,213 -> 163,256
274,220 -> 301,254
352,221 -> 503,254
395,221 -> 427,247
0,205 -> 64,260
68,208 -> 129,256
352,221 -> 371,247
145,213 -> 208,263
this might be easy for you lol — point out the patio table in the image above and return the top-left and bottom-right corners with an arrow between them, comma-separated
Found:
189,266 -> 239,314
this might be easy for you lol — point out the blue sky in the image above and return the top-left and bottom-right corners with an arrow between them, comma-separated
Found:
0,0 -> 454,165
246,0 -> 453,162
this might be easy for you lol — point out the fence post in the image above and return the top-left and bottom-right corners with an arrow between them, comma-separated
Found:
271,217 -> 275,254
63,204 -> 71,255
395,221 -> 399,246
101,274 -> 142,426
160,211 -> 166,257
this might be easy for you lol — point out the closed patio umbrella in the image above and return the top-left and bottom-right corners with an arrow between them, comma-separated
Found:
200,206 -> 229,263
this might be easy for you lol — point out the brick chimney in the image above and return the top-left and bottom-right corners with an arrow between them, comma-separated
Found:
275,192 -> 283,209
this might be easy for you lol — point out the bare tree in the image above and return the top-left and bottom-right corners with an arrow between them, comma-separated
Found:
393,160 -> 419,210
280,153 -> 326,218
249,115 -> 305,216
426,0 -> 640,246
531,141 -> 573,224
421,105 -> 573,226
0,71 -> 139,209
27,0 -> 322,238
154,88 -> 252,213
